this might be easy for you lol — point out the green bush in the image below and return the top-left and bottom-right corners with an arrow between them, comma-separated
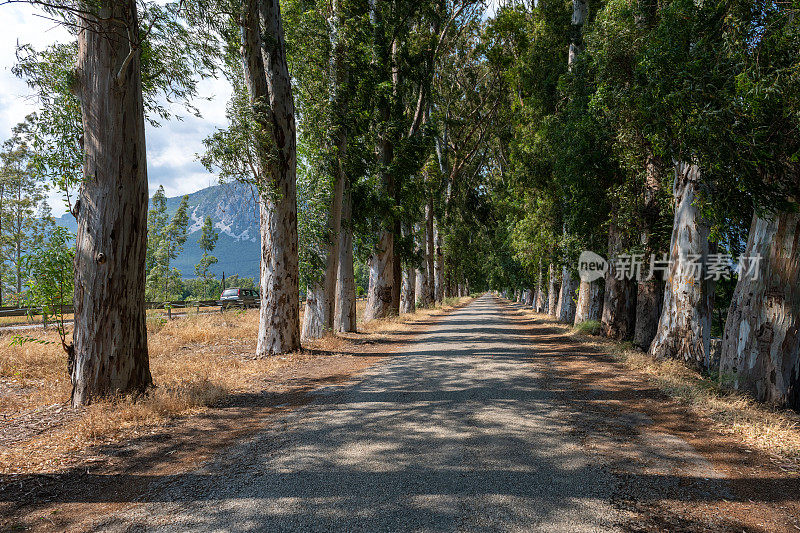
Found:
574,319 -> 602,336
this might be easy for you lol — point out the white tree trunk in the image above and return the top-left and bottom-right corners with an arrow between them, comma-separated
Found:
535,261 -> 546,312
720,211 -> 799,408
649,162 -> 715,368
574,280 -> 604,325
557,267 -> 579,323
71,0 -> 151,406
415,223 -> 431,307
364,230 -> 395,321
548,263 -> 559,317
568,0 -> 589,67
334,184 -> 356,332
252,0 -> 301,356
301,173 -> 344,339
301,3 -> 347,340
400,265 -> 416,314
434,220 -> 444,303
425,199 -> 436,304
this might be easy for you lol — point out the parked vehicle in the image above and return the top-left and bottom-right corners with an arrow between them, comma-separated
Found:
220,288 -> 260,309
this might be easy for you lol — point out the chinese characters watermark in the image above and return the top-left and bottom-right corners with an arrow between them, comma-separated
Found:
578,250 -> 761,283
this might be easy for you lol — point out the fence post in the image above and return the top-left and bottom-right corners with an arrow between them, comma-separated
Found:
167,305 -> 172,320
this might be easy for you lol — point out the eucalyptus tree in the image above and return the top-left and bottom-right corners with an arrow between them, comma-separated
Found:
280,0 -> 365,339
148,195 -> 189,302
0,119 -> 50,305
195,216 -> 219,299
9,0 -> 216,405
199,0 -> 301,355
714,0 -> 800,408
361,0 -> 486,320
431,7 -> 501,299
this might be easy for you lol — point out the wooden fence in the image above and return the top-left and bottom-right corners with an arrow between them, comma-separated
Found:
0,295 -> 367,325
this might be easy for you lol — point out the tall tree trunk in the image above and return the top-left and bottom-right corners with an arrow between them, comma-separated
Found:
633,279 -> 664,350
574,280 -> 604,325
301,2 -> 348,340
71,0 -> 151,406
434,219 -> 444,303
720,211 -> 800,408
363,2 -> 396,322
400,265 -> 415,314
569,0 -> 589,67
391,218 -> 402,314
557,267 -> 579,323
602,221 -> 637,340
649,162 -> 715,369
535,260 -> 546,312
415,223 -> 431,307
301,167 -> 344,338
634,155 -> 666,350
548,263 -> 559,317
334,183 -> 356,332
365,231 -> 394,321
425,198 -> 435,303
254,0 -> 301,356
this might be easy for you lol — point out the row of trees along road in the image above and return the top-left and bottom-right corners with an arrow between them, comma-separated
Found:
0,118 -> 56,306
5,0 -> 799,411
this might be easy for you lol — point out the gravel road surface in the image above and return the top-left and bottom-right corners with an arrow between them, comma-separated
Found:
101,295 -> 629,531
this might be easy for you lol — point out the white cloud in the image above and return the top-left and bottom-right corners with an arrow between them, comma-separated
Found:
0,4 -> 232,216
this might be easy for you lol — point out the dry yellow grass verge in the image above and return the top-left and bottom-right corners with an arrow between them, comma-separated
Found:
0,297 -> 472,473
573,330 -> 800,467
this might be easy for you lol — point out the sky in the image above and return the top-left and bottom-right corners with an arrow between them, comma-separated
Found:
0,3 -> 231,217
0,1 -> 501,217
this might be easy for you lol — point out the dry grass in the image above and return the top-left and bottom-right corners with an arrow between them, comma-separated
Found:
0,297 -> 470,473
573,330 -> 800,466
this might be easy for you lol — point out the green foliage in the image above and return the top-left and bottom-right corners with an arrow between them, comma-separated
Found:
195,216 -> 220,299
13,1 -> 220,213
22,225 -> 74,351
0,118 -> 54,305
575,320 -> 602,336
146,192 -> 190,301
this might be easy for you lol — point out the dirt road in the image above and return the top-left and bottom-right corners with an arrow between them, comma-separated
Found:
5,294 -> 799,531
86,295 -> 730,531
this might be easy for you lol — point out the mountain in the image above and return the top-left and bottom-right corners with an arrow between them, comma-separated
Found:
56,182 -> 261,280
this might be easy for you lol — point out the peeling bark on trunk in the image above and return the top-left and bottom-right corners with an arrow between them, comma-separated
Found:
525,288 -> 534,307
574,280 -> 603,325
634,154 -> 666,351
602,222 -> 637,340
334,184 -> 356,332
649,163 -> 715,369
301,168 -> 344,339
557,267 -> 579,323
535,261 -> 546,312
71,0 -> 152,406
414,266 -> 429,307
434,220 -> 444,303
301,4 -> 347,340
720,211 -> 800,409
633,279 -> 664,350
252,0 -> 301,356
400,265 -> 415,314
365,230 -> 395,321
548,263 -> 559,317
425,199 -> 436,304
415,223 -> 431,307
364,3 -> 397,322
